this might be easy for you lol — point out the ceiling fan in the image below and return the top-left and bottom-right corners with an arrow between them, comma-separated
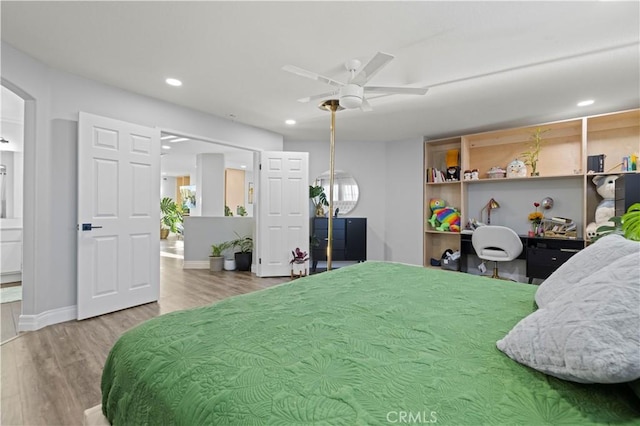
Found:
282,52 -> 428,111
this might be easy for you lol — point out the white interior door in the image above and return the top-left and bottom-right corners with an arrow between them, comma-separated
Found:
77,112 -> 160,320
255,151 -> 309,277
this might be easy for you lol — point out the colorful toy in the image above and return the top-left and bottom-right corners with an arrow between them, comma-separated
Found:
586,174 -> 619,240
428,198 -> 461,232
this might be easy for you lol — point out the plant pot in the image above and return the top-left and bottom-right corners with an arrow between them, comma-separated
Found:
209,256 -> 224,272
235,252 -> 252,271
224,258 -> 236,271
160,228 -> 169,239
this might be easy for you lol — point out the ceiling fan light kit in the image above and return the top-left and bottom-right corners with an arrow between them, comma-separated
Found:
339,84 -> 364,109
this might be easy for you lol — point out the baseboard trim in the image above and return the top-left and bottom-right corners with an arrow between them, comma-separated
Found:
1,272 -> 22,284
18,305 -> 77,331
183,260 -> 209,269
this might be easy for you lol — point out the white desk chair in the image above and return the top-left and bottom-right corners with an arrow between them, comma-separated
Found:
471,226 -> 523,279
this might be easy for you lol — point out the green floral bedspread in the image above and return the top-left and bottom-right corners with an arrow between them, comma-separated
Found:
102,262 -> 640,425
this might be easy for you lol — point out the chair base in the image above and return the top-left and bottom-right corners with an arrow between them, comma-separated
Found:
489,261 -> 516,281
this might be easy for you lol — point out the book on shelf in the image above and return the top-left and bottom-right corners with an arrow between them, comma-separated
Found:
426,167 -> 446,183
550,216 -> 573,223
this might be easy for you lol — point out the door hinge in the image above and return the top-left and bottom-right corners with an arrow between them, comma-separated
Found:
259,163 -> 262,170
259,258 -> 262,264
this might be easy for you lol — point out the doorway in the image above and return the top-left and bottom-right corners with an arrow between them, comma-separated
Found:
0,84 -> 25,342
159,130 -> 256,266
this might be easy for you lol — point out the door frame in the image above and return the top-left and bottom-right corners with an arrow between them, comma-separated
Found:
1,79 -> 37,328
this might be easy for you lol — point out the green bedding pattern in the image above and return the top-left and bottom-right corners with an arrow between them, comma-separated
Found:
102,262 -> 640,425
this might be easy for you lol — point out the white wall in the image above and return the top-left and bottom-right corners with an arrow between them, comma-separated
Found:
384,138 -> 424,265
196,153 -> 224,216
183,216 -> 253,264
2,42 -> 283,326
161,176 -> 177,201
284,139 -> 389,261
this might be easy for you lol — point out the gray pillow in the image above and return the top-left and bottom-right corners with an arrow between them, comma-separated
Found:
535,234 -> 640,308
497,252 -> 640,384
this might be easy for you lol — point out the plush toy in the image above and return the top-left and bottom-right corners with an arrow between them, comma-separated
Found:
507,159 -> 527,178
427,198 -> 461,232
586,174 -> 619,240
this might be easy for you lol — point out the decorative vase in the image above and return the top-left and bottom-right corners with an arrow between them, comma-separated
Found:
209,256 -> 224,272
223,258 -> 236,271
290,261 -> 307,279
235,252 -> 252,271
315,204 -> 325,217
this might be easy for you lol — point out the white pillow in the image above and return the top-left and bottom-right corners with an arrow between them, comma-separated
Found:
497,252 -> 640,384
535,234 -> 640,308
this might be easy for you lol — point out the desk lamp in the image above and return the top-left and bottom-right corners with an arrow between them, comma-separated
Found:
481,198 -> 500,224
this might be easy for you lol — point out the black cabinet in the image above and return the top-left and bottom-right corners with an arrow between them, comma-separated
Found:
525,238 -> 583,282
615,174 -> 640,216
311,217 -> 367,272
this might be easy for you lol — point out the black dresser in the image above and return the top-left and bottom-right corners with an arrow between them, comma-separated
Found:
311,217 -> 367,272
615,173 -> 640,216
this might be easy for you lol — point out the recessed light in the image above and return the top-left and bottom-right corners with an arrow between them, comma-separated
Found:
165,78 -> 182,87
240,165 -> 247,169
577,99 -> 594,107
285,119 -> 296,125
171,137 -> 189,142
161,135 -> 176,140
162,145 -> 171,150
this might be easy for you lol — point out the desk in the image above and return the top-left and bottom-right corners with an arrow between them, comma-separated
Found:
460,233 -> 584,283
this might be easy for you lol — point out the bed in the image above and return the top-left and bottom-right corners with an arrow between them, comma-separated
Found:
98,261 -> 640,425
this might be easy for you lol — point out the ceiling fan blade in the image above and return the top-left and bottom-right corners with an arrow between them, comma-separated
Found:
365,86 -> 429,95
351,52 -> 394,85
297,91 -> 338,103
360,98 -> 373,112
282,65 -> 344,88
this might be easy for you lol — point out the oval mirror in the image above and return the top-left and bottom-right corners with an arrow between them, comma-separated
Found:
315,170 -> 359,215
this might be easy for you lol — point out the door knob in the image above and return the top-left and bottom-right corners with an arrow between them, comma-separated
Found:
80,223 -> 103,231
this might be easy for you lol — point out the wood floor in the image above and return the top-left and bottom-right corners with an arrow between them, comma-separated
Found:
0,255 -> 288,425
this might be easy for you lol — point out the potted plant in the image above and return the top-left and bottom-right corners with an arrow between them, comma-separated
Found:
520,128 -> 548,176
290,247 -> 309,279
309,185 -> 329,217
160,197 -> 183,239
594,203 -> 640,241
210,241 -> 233,272
231,233 -> 253,271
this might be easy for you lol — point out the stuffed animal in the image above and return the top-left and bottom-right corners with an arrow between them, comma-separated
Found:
427,198 -> 461,232
446,166 -> 460,181
586,174 -> 619,240
507,159 -> 527,178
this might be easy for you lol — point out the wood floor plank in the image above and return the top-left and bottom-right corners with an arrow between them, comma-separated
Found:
1,301 -> 22,343
0,339 -> 24,425
1,255 -> 289,425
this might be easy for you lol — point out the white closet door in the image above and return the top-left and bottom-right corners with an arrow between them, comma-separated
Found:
255,151 -> 309,277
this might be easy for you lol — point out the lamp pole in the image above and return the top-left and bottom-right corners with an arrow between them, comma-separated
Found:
319,99 -> 342,271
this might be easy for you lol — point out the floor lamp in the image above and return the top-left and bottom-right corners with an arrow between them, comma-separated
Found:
319,99 -> 343,271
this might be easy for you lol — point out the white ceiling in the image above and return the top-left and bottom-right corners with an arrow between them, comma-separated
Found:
1,1 -> 639,145
160,133 -> 254,177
